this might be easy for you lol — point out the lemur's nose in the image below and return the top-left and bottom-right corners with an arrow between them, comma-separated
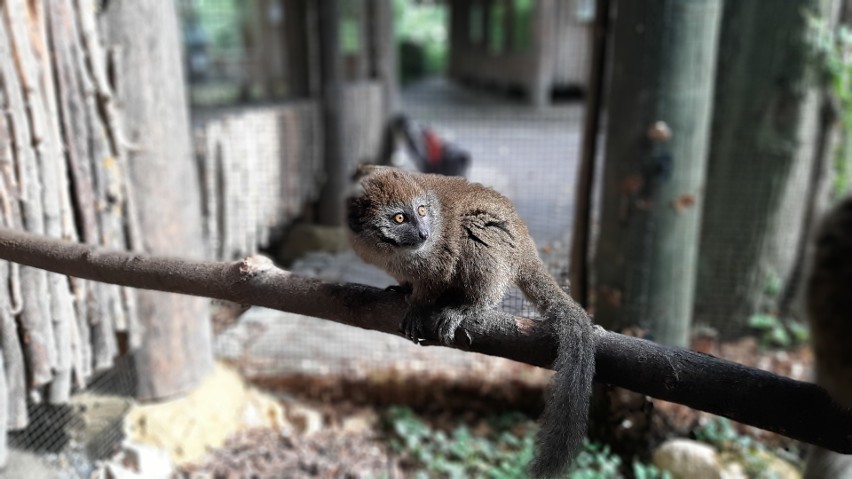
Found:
419,229 -> 429,240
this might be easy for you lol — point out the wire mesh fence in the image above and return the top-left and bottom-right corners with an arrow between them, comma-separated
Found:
6,0 -> 848,477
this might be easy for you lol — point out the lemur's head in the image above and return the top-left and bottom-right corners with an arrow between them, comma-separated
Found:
347,166 -> 439,254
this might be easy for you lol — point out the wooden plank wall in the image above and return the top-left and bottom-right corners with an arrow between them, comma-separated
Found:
194,81 -> 385,260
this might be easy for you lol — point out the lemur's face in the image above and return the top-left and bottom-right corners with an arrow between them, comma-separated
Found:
346,168 -> 438,252
373,196 -> 435,249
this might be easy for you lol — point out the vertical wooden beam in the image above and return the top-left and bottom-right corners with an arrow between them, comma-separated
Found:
694,0 -> 830,337
503,0 -> 515,52
367,0 -> 398,115
286,0 -> 310,98
482,0 -> 492,51
305,1 -> 322,97
594,0 -> 722,346
528,0 -> 555,106
100,0 -> 214,399
447,0 -> 468,79
355,0 -> 369,81
317,0 -> 347,226
569,0 -> 610,308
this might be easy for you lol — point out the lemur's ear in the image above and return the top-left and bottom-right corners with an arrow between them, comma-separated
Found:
347,176 -> 366,201
348,163 -> 384,201
351,162 -> 394,182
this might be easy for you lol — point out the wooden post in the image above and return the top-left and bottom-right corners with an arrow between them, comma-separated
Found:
694,0 -> 830,337
482,0 -> 492,51
528,0 -> 555,107
100,0 -> 214,399
503,0 -> 515,52
355,0 -> 369,81
447,0 -> 469,79
593,0 -> 722,346
569,0 -> 611,308
367,0 -> 398,115
286,0 -> 311,98
317,0 -> 347,226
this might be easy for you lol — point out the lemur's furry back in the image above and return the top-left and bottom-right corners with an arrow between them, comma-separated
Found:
347,166 -> 595,477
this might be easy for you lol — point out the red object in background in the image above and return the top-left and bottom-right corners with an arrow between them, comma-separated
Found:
424,129 -> 443,167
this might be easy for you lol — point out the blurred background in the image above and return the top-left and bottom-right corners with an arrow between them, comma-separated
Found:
0,0 -> 849,477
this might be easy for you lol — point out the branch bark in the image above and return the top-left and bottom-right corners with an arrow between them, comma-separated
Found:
0,226 -> 848,453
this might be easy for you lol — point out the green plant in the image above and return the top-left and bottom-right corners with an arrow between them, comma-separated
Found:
384,406 -> 665,478
747,314 -> 809,349
693,417 -> 739,447
393,0 -> 448,82
807,14 -> 852,197
385,406 -> 533,478
693,418 -> 801,479
763,273 -> 782,298
632,462 -> 671,479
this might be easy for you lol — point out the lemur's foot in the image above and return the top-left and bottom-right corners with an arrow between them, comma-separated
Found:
399,305 -> 471,346
400,306 -> 426,344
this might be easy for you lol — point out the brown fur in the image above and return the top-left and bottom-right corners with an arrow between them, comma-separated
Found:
347,167 -> 595,477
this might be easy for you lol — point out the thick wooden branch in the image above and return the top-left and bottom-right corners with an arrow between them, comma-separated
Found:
0,226 -> 849,453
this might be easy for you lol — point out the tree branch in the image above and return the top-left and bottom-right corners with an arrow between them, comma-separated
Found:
0,226 -> 849,453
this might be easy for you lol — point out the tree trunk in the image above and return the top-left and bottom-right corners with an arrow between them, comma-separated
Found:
694,0 -> 830,337
593,0 -> 722,346
99,1 -> 213,400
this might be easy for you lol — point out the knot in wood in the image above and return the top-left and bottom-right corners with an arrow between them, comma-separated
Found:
647,121 -> 672,142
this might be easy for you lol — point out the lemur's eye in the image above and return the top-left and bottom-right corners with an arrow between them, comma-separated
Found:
393,213 -> 405,224
417,206 -> 427,217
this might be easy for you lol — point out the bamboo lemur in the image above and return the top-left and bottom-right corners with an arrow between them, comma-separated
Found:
347,166 -> 595,478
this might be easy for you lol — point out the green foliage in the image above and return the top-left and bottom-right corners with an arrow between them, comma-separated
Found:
189,0 -> 242,51
385,406 -> 534,478
512,0 -> 534,51
763,274 -> 782,297
807,15 -> 852,197
745,272 -> 807,349
384,406 -> 667,479
693,418 -> 802,479
693,417 -> 739,447
568,442 -> 622,479
393,0 -> 448,82
747,314 -> 809,349
632,461 -> 671,479
488,2 -> 506,54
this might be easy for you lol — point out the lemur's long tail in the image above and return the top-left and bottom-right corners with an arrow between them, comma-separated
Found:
518,263 -> 596,478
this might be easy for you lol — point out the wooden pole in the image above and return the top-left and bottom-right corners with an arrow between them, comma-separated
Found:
593,0 -> 722,346
528,0 -> 554,106
695,0 -> 829,337
99,0 -> 214,400
569,0 -> 610,308
317,0 -> 347,226
367,0 -> 398,116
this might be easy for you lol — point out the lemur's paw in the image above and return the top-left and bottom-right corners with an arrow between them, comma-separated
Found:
400,308 -> 426,344
434,311 -> 466,346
